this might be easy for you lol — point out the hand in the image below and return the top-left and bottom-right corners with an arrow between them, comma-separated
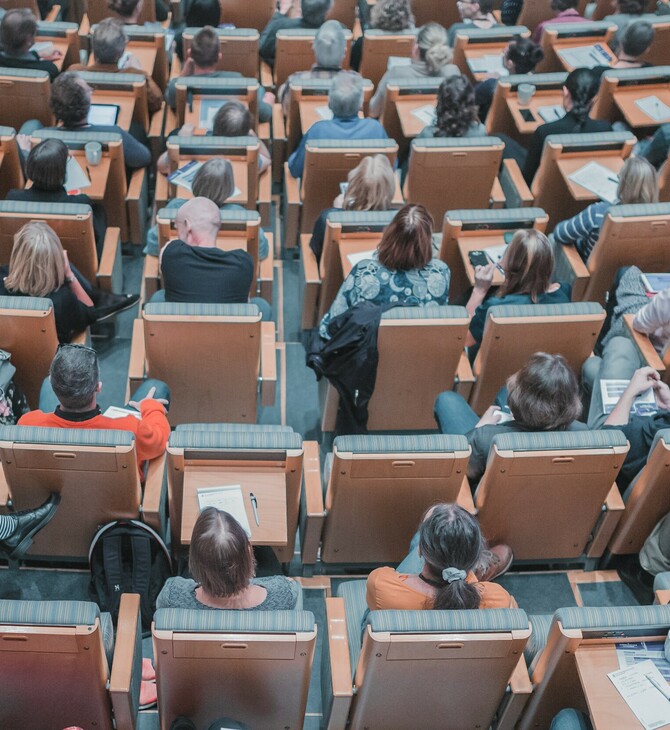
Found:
16,134 -> 31,153
263,91 -> 276,105
278,0 -> 293,14
627,367 -> 660,398
62,250 -> 73,278
156,151 -> 170,176
475,405 -> 503,428
128,386 -> 169,410
653,380 -> 670,411
333,193 -> 344,208
180,57 -> 195,76
473,262 -> 496,292
179,122 -> 196,136
38,45 -> 62,61
122,52 -> 142,70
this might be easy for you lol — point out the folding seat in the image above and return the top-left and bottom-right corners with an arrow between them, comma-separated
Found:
320,306 -> 471,432
181,26 -> 260,78
83,0 -> 160,26
474,430 -> 629,564
592,66 -> 670,127
0,68 -> 51,130
35,20 -> 81,69
153,604 -> 317,730
300,434 -> 473,568
128,302 -> 277,426
165,425 -> 308,563
0,425 -> 167,560
358,29 -> 417,88
212,0 -> 275,33
516,0 -> 588,32
535,21 -> 616,74
451,25 -> 530,82
410,0 -> 462,34
171,75 -> 260,129
0,594 -> 143,730
323,580 -> 532,730
0,127 -> 25,200
77,70 -> 151,132
380,77 -> 442,155
328,0 -> 356,29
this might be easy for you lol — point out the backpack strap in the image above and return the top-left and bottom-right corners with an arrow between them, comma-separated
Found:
102,534 -> 124,614
130,532 -> 153,625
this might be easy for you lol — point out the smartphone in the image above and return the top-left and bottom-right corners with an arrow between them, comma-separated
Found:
468,250 -> 490,268
519,108 -> 535,122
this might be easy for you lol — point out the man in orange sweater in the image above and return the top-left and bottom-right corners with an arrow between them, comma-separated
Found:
19,344 -> 170,465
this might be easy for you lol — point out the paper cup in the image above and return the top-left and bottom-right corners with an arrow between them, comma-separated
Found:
518,83 -> 536,106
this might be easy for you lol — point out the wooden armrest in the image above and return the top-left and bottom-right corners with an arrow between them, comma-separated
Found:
258,166 -> 272,228
96,226 -> 122,293
490,175 -> 505,208
324,597 -> 354,730
587,483 -> 626,558
149,101 -> 165,139
283,161 -> 301,249
455,352 -> 475,400
109,593 -> 141,730
142,454 -> 166,535
260,320 -> 277,407
155,173 -> 169,210
126,168 -> 148,247
300,440 -> 325,564
392,169 -> 404,207
258,120 -> 271,143
142,255 -> 160,304
300,233 -> 320,330
163,105 -> 178,135
655,589 -> 670,605
456,476 -> 476,515
259,233 -> 274,304
127,318 -> 146,393
272,103 -> 287,183
497,656 -> 533,730
45,4 -> 61,21
260,61 -> 274,90
554,242 -> 590,301
78,14 -> 90,40
272,102 -> 286,138
500,159 -> 534,207
623,313 -> 667,373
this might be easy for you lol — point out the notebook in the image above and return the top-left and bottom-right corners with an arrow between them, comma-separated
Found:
196,485 -> 252,536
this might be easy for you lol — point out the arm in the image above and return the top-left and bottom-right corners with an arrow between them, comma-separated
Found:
633,289 -> 670,336
132,399 -> 171,462
63,253 -> 94,307
465,263 -> 495,318
257,87 -> 273,123
145,74 -> 164,115
318,265 -> 361,339
553,204 -> 603,247
288,133 -> 308,178
119,129 -> 151,169
259,15 -> 282,63
604,367 -> 660,426
368,72 -> 389,119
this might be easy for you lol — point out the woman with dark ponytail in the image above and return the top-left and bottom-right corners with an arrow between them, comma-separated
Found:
366,503 -> 516,610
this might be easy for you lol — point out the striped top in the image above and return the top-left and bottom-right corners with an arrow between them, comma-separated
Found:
553,201 -> 610,263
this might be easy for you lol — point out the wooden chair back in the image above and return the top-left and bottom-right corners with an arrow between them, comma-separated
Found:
36,20 -> 81,69
452,25 -> 530,80
382,78 -> 441,155
0,127 -> 24,200
517,0 -> 588,31
274,28 -> 352,88
173,76 -> 259,129
0,68 -> 51,129
218,0 -> 274,33
359,29 -> 417,88
536,21 -> 616,73
78,70 -> 149,131
592,66 -> 670,123
181,27 -> 259,78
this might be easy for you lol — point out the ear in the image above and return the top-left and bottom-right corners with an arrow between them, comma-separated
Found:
217,51 -> 222,62
96,381 -> 102,393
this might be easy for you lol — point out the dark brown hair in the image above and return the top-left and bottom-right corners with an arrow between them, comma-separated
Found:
27,139 -> 68,192
50,72 -> 90,127
190,26 -> 220,68
1,8 -> 37,55
213,100 -> 251,136
497,229 -> 554,302
189,508 -> 254,598
377,204 -> 433,271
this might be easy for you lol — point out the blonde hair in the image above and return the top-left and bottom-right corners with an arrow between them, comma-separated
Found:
5,221 -> 65,297
343,155 -> 395,211
417,23 -> 453,75
617,156 -> 659,205
498,229 -> 554,303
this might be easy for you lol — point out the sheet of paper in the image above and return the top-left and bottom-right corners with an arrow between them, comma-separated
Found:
197,485 -> 252,537
411,103 -> 435,126
558,43 -> 613,69
30,41 -> 54,54
387,55 -> 411,69
168,160 -> 204,192
600,379 -> 657,416
467,54 -> 508,76
65,156 -> 91,193
618,642 -> 670,683
315,105 -> 334,120
347,249 -> 376,267
537,105 -> 565,122
199,99 -> 228,130
609,659 -> 670,730
164,30 -> 175,52
103,406 -> 141,420
228,185 -> 242,200
568,161 -> 619,204
642,273 -> 670,294
486,244 -> 508,264
635,95 -> 670,123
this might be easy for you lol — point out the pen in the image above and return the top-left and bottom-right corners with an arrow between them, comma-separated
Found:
607,176 -> 619,184
85,165 -> 92,181
646,673 -> 670,701
249,492 -> 260,526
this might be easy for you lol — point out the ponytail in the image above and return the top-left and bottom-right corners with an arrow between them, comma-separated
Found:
564,67 -> 599,126
432,566 -> 481,610
416,22 -> 453,75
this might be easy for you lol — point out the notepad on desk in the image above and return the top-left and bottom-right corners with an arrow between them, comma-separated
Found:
635,95 -> 670,123
197,485 -> 252,537
168,160 -> 203,192
467,54 -> 508,76
568,161 -> 619,204
411,104 -> 435,126
199,99 -> 228,130
537,105 -> 565,122
65,156 -> 91,193
609,660 -> 670,730
347,249 -> 376,267
558,44 -> 613,69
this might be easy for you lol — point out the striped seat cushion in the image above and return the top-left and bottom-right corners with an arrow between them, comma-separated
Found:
381,305 -> 467,321
367,608 -> 530,633
175,424 -> 294,433
0,295 -> 53,312
411,137 -> 503,149
446,208 -> 546,224
0,201 -> 90,216
169,430 -> 302,450
336,580 -> 369,675
492,429 -> 628,453
153,608 -> 315,632
0,425 -> 134,447
334,434 -> 469,454
144,302 -> 259,317
608,203 -> 670,219
487,302 -> 603,319
524,614 -> 553,668
555,605 -> 670,630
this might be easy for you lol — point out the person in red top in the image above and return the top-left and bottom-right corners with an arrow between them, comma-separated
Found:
19,344 -> 171,467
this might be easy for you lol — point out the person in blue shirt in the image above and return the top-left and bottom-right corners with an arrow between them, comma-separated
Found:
287,71 -> 390,178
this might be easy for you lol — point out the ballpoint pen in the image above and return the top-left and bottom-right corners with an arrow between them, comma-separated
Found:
646,672 -> 670,701
249,493 -> 260,526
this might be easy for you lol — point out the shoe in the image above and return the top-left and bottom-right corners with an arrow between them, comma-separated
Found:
0,493 -> 61,560
475,544 -> 514,583
94,293 -> 140,322
139,680 -> 157,710
618,556 -> 655,605
142,657 -> 156,681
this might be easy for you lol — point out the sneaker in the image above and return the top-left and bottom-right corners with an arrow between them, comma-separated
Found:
475,544 -> 514,582
94,293 -> 140,322
142,657 -> 156,681
139,680 -> 157,710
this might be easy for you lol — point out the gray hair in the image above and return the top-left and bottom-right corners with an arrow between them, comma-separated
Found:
92,18 -> 128,64
313,20 -> 345,67
301,0 -> 332,26
50,345 -> 100,410
328,71 -> 363,118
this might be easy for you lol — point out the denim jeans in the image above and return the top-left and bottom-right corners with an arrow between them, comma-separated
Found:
38,377 -> 171,413
433,388 -> 509,435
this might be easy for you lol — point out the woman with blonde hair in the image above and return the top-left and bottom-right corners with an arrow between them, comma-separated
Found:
369,23 -> 459,117
309,154 -> 396,265
554,156 -> 658,263
0,221 -> 97,343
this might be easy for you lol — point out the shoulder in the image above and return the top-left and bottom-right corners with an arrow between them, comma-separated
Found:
474,580 -> 516,609
254,576 -> 299,608
157,577 -> 198,608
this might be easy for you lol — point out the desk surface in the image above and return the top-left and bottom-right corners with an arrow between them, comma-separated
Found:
506,92 -> 566,135
395,98 -> 436,138
181,468 -> 288,546
457,234 -> 507,287
557,156 -> 625,201
125,43 -> 158,79
339,240 -> 379,278
613,86 -> 670,128
67,151 -> 111,200
34,39 -> 68,72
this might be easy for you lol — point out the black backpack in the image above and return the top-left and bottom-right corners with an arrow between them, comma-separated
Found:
88,520 -> 173,631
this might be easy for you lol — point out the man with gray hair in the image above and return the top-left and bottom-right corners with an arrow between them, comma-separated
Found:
260,0 -> 334,65
288,71 -> 389,177
69,18 -> 163,114
279,20 -> 356,113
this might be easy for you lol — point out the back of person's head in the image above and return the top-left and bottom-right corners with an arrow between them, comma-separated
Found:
191,158 -> 236,206
551,0 -> 579,11
26,138 -> 69,192
434,74 -> 478,137
564,67 -> 599,124
189,508 -> 254,598
328,71 -> 363,117
212,99 -> 252,136
416,22 -> 453,75
507,352 -> 582,430
616,0 -> 647,14
50,72 -> 91,126
1,8 -> 37,55
377,203 -> 433,270
370,0 -> 414,31
419,503 -> 484,610
506,36 -> 544,74
108,0 -> 142,19
617,155 -> 658,204
498,229 -> 554,302
190,25 -> 220,68
5,221 -> 65,298
620,20 -> 654,57
301,0 -> 332,26
475,0 -> 494,12
342,154 -> 395,211
92,18 -> 128,65
176,196 -> 222,242
313,20 -> 346,67
185,0 -> 221,27
49,343 -> 100,410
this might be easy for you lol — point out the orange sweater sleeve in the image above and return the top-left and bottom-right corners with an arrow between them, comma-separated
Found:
135,399 -> 170,462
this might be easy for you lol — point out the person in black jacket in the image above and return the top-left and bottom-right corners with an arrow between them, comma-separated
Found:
0,8 -> 61,81
259,0 -> 332,66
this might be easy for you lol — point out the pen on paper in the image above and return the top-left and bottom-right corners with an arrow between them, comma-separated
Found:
249,492 -> 260,526
85,165 -> 92,181
607,176 -> 619,184
646,673 -> 670,701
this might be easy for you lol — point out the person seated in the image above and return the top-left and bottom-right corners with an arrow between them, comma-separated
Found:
69,18 -> 163,115
464,229 -> 571,355
475,36 -> 544,121
173,0 -> 221,60
259,0 -> 333,66
434,352 -> 586,486
369,23 -> 459,118
500,0 -> 523,25
20,343 -> 171,468
610,19 -> 654,67
553,156 -> 658,263
632,281 -> 670,355
448,0 -> 499,46
145,158 -> 269,260
366,503 -> 516,611
166,26 -> 273,122
156,197 -> 271,319
415,75 -> 487,140
7,139 -> 108,261
531,0 -> 586,44
349,0 -> 415,71
309,154 -> 395,266
0,494 -> 60,560
279,20 -> 351,114
319,203 -> 450,338
157,507 -> 300,610
639,121 -> 670,168
0,8 -> 62,81
605,0 -> 650,44
107,0 -> 169,25
288,72 -> 389,177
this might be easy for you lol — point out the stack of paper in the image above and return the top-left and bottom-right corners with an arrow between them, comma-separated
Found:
600,379 -> 657,416
568,161 -> 619,204
411,104 -> 435,126
635,95 -> 670,123
197,485 -> 252,537
558,44 -> 612,69
65,156 -> 91,193
609,659 -> 670,730
168,160 -> 203,192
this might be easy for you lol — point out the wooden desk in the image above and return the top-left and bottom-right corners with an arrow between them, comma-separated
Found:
339,240 -> 379,278
125,44 -> 158,80
33,40 -> 69,72
67,151 -> 111,199
506,92 -> 566,135
613,86 -> 670,128
180,467 -> 288,546
169,157 -> 249,206
575,645 -> 650,729
464,45 -> 509,83
396,98 -> 437,138
556,41 -> 615,72
183,97 -> 249,135
457,234 -> 507,287
557,156 -> 625,202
